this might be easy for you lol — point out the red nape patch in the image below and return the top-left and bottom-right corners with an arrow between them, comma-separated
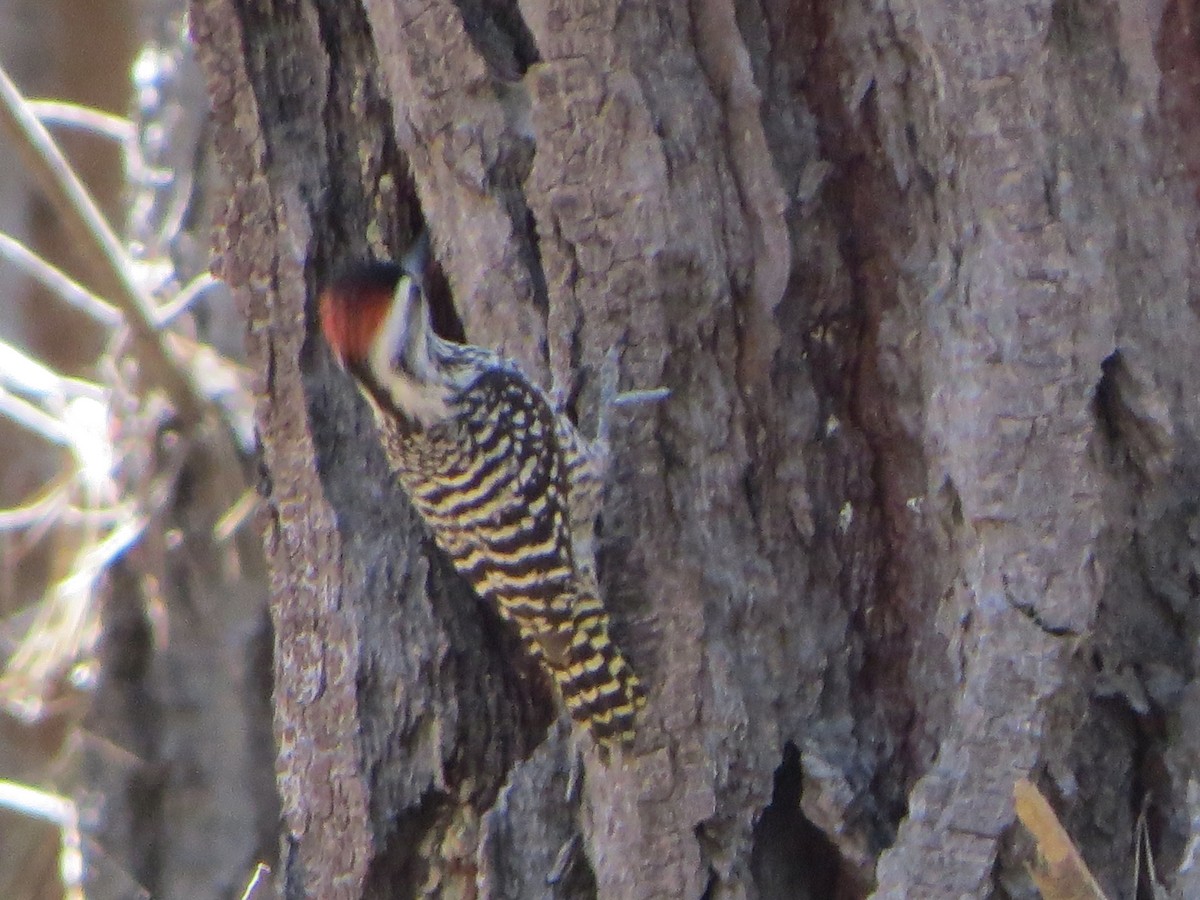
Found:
317,261 -> 404,365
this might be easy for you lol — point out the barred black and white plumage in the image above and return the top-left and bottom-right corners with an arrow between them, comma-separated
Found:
318,254 -> 645,750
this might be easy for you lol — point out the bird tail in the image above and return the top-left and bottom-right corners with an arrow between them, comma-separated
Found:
547,591 -> 646,751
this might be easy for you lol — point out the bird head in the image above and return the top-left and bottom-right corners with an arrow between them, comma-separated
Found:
318,260 -> 405,372
317,240 -> 450,426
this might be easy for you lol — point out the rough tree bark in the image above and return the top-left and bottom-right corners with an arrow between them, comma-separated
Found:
192,0 -> 1200,897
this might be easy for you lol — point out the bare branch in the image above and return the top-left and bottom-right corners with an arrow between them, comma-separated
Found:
0,477 -> 71,531
214,488 -> 259,544
0,232 -> 121,325
0,339 -> 105,409
0,386 -> 72,444
0,780 -> 75,826
239,864 -> 279,900
154,272 -> 223,326
26,100 -> 134,144
0,63 -> 206,425
0,781 -> 83,900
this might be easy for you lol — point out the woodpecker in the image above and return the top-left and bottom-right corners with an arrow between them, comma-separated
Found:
318,245 -> 646,750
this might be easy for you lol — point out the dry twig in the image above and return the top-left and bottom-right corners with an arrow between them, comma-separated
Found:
0,63 -> 205,425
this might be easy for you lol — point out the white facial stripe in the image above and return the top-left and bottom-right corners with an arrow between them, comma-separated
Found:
367,277 -> 415,383
366,275 -> 451,427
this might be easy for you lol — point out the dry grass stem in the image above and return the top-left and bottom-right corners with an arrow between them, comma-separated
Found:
1133,795 -> 1169,899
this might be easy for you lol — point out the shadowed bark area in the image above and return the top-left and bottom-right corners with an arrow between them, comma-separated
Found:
191,0 -> 1200,897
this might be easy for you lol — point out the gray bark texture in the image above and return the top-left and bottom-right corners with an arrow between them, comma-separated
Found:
190,0 -> 1200,897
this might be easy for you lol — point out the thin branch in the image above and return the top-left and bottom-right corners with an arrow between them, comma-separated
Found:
1,516 -> 143,722
239,864 -> 278,900
0,387 -> 71,445
0,477 -> 71,531
0,232 -> 121,326
0,781 -> 83,900
214,488 -> 259,544
26,100 -> 134,144
0,339 -> 71,401
0,780 -> 75,826
155,272 -> 223,326
0,63 -> 205,425
0,340 -> 105,405
57,516 -> 145,596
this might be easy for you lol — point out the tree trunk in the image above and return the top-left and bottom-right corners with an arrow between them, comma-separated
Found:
191,0 -> 1200,897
